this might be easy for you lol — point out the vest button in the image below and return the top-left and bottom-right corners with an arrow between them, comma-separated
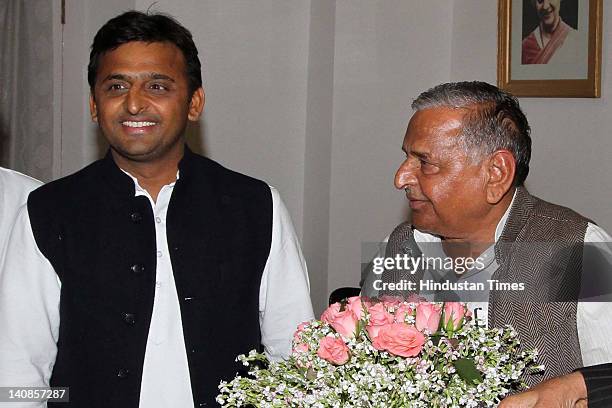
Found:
130,212 -> 142,223
130,264 -> 145,274
117,368 -> 130,378
123,313 -> 136,325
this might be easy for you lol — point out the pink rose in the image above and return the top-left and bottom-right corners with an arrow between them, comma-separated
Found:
368,302 -> 395,325
394,304 -> 414,323
293,321 -> 310,341
371,323 -> 426,358
415,303 -> 442,333
292,342 -> 309,355
366,302 -> 395,338
321,303 -> 359,338
443,302 -> 466,331
346,296 -> 370,319
366,324 -> 382,339
317,336 -> 350,365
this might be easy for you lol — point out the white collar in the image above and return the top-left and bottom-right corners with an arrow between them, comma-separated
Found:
120,169 -> 180,196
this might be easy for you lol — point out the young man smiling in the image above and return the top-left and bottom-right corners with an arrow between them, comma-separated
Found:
0,11 -> 313,408
89,39 -> 204,200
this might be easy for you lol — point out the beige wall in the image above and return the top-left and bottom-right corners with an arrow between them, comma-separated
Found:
58,1 -> 611,316
326,1 -> 454,305
302,0 -> 336,314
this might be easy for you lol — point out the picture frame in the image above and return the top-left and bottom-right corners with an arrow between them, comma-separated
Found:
497,0 -> 603,97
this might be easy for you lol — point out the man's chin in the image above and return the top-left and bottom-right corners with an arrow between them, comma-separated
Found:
110,146 -> 167,164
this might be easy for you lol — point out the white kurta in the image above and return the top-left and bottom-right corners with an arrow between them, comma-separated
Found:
0,173 -> 314,408
0,167 -> 42,262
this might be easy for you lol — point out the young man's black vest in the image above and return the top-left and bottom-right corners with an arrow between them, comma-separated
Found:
28,147 -> 272,407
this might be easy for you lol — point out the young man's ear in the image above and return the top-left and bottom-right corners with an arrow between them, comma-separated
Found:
89,94 -> 98,123
485,150 -> 516,204
187,87 -> 205,121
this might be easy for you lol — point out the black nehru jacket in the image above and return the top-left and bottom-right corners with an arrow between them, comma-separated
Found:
28,147 -> 272,407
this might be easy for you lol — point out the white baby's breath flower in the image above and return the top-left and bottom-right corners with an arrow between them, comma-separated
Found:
217,301 -> 539,407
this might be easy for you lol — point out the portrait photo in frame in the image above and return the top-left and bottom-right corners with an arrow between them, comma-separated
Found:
498,0 -> 602,97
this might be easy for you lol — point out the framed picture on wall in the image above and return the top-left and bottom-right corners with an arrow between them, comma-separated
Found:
497,0 -> 602,97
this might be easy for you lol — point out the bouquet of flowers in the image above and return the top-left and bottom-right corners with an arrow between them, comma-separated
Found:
217,297 -> 542,407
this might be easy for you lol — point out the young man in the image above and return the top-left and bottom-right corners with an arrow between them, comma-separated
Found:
0,11 -> 313,408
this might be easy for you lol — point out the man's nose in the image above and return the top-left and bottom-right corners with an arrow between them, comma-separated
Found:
125,88 -> 147,115
394,159 -> 417,190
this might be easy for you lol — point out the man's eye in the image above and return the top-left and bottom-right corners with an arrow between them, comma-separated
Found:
108,83 -> 127,91
149,83 -> 167,91
420,160 -> 439,174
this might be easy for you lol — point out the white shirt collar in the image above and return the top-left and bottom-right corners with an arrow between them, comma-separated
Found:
119,169 -> 180,196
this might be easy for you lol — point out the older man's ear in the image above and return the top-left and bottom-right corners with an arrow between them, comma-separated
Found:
484,150 -> 516,205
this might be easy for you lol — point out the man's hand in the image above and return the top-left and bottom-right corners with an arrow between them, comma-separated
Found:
498,372 -> 588,408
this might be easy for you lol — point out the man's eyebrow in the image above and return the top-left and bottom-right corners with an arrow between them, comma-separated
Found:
101,73 -> 176,82
150,73 -> 175,82
407,149 -> 430,160
102,73 -> 131,82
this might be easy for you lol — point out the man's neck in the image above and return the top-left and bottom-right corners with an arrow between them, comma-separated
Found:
440,189 -> 515,259
112,147 -> 183,202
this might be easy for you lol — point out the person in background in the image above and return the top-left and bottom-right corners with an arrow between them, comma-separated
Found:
522,0 -> 580,64
0,166 -> 41,258
0,11 -> 313,408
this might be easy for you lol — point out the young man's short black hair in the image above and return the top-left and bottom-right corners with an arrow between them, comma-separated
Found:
87,11 -> 202,95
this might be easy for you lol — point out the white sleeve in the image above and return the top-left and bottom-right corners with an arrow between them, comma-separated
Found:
0,205 -> 60,405
258,186 -> 314,361
578,222 -> 612,366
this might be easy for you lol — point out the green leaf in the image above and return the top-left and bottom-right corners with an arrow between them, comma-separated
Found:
445,315 -> 455,333
453,358 -> 483,385
355,319 -> 363,337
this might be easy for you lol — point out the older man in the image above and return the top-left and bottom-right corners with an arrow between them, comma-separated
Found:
362,81 -> 612,390
0,11 -> 313,408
